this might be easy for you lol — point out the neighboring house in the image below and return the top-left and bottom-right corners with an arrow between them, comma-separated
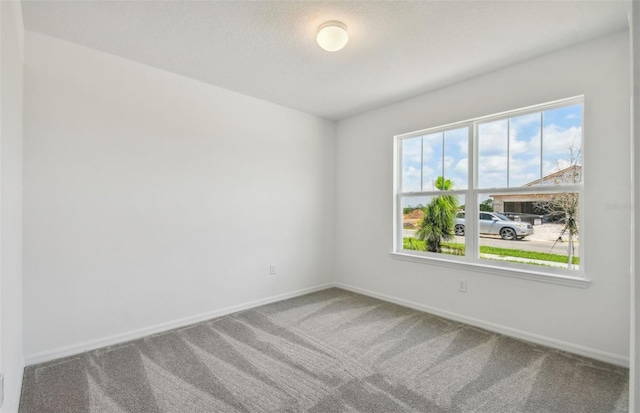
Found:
492,165 -> 582,221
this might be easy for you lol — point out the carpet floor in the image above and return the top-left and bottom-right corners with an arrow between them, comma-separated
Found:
19,288 -> 628,412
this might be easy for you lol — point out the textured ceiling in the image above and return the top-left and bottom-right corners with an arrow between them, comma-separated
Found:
21,0 -> 631,121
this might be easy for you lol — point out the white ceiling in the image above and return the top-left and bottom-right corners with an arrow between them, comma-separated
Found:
21,0 -> 631,121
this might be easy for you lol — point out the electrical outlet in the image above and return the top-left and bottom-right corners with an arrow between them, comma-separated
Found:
269,264 -> 276,275
458,279 -> 467,293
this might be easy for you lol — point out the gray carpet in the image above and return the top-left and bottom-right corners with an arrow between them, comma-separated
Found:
20,288 -> 629,413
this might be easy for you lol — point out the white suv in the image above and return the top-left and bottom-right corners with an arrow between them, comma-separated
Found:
455,212 -> 534,240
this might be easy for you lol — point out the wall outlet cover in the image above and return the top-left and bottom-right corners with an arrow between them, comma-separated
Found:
458,279 -> 468,293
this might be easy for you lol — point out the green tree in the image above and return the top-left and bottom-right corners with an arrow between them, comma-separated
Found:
479,198 -> 493,212
416,177 -> 458,253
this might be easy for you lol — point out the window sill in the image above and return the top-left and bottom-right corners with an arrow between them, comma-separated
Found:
390,251 -> 591,288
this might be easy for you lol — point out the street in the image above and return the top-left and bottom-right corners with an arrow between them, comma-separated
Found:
403,228 -> 579,257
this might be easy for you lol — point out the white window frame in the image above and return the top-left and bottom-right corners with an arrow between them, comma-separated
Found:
392,96 -> 589,287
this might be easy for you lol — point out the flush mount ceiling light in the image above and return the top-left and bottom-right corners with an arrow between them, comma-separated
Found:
316,20 -> 349,52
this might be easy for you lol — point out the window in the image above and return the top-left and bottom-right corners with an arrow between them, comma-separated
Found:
394,97 -> 584,280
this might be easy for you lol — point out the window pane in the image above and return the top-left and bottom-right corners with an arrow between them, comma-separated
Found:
444,127 -> 469,190
478,119 -> 508,188
403,128 -> 468,193
421,132 -> 443,191
509,112 -> 541,187
396,98 -> 583,277
401,137 -> 422,192
480,192 -> 579,270
401,194 -> 465,256
542,104 -> 583,184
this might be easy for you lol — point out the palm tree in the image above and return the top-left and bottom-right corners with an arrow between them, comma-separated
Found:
416,177 -> 458,253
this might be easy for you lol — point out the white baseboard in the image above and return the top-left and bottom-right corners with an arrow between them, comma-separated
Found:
26,281 -> 629,369
336,282 -> 630,367
24,283 -> 336,366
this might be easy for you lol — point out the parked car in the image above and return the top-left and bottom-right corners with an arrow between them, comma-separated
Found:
454,212 -> 534,240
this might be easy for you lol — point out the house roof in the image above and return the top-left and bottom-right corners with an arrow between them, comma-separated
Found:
523,165 -> 583,187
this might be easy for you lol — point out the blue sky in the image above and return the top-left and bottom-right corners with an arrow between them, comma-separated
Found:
401,104 -> 582,196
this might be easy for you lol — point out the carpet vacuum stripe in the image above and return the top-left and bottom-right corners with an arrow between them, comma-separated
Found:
20,288 -> 629,413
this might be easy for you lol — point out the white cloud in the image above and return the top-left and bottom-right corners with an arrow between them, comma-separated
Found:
510,112 -> 540,129
543,124 -> 582,160
402,106 -> 581,191
478,120 -> 508,155
478,154 -> 508,188
402,165 -> 421,192
402,137 -> 422,165
454,158 -> 468,173
443,155 -> 454,169
478,155 -> 507,173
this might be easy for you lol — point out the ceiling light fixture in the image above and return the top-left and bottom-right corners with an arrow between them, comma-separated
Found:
316,20 -> 348,52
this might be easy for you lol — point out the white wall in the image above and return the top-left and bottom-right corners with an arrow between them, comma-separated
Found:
0,1 -> 24,412
22,32 -> 336,360
335,32 -> 631,364
19,13 -> 633,387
